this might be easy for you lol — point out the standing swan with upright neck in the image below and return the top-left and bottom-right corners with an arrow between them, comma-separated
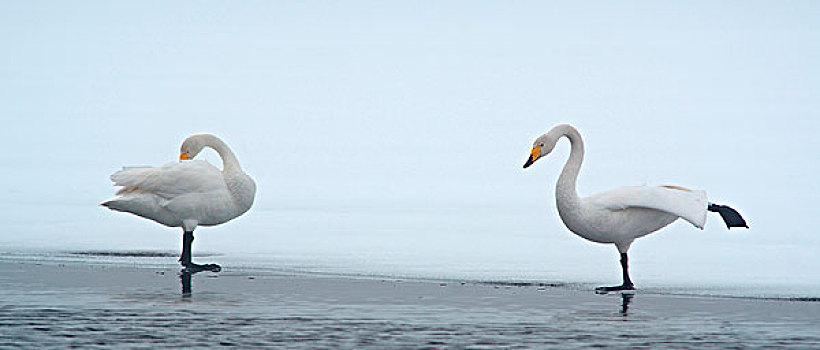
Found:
102,134 -> 256,272
523,124 -> 747,293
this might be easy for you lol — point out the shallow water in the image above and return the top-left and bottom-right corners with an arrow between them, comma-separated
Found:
1,260 -> 819,349
4,304 -> 818,349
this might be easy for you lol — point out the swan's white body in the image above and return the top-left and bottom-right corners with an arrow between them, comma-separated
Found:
527,124 -> 715,252
527,124 -> 748,291
103,134 -> 256,233
562,185 -> 708,252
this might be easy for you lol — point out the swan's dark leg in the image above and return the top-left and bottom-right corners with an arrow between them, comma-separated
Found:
179,231 -> 193,266
595,252 -> 635,293
179,230 -> 221,273
621,253 -> 634,288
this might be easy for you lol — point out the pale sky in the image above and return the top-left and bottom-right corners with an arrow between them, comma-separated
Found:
1,1 -> 818,258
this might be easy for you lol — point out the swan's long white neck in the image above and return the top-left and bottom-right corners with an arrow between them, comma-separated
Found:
200,135 -> 242,173
552,124 -> 584,209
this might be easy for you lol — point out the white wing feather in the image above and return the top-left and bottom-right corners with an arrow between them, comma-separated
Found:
587,186 -> 708,229
110,160 -> 227,199
104,135 -> 255,231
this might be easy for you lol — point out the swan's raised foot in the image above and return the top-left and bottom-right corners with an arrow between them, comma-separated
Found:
708,203 -> 749,229
595,284 -> 635,294
182,262 -> 222,273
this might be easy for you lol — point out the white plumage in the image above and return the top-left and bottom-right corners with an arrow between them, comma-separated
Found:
566,185 -> 708,252
524,124 -> 746,292
103,134 -> 255,271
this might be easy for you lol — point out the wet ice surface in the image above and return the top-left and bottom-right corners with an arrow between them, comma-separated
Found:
3,204 -> 820,347
7,204 -> 820,301
1,260 -> 819,349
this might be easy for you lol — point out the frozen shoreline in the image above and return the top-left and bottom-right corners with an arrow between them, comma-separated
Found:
2,259 -> 819,348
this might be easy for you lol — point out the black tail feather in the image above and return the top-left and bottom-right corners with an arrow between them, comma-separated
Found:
708,203 -> 749,229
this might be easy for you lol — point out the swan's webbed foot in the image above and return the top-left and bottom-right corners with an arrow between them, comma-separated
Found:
708,203 -> 749,229
595,252 -> 636,294
178,230 -> 221,273
595,283 -> 635,294
182,262 -> 222,273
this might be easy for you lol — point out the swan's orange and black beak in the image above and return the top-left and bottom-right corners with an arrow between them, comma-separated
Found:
523,146 -> 542,169
180,152 -> 192,161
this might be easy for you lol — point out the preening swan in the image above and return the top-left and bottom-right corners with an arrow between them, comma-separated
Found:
523,124 -> 747,293
102,134 -> 256,272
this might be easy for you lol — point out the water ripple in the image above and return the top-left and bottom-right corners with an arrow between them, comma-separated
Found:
2,305 -> 819,349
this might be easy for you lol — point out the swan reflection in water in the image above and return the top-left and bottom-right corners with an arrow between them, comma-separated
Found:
180,269 -> 209,298
181,270 -> 192,298
619,293 -> 634,316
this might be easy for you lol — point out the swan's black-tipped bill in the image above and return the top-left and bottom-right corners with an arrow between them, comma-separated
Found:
708,203 -> 749,229
523,156 -> 534,168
